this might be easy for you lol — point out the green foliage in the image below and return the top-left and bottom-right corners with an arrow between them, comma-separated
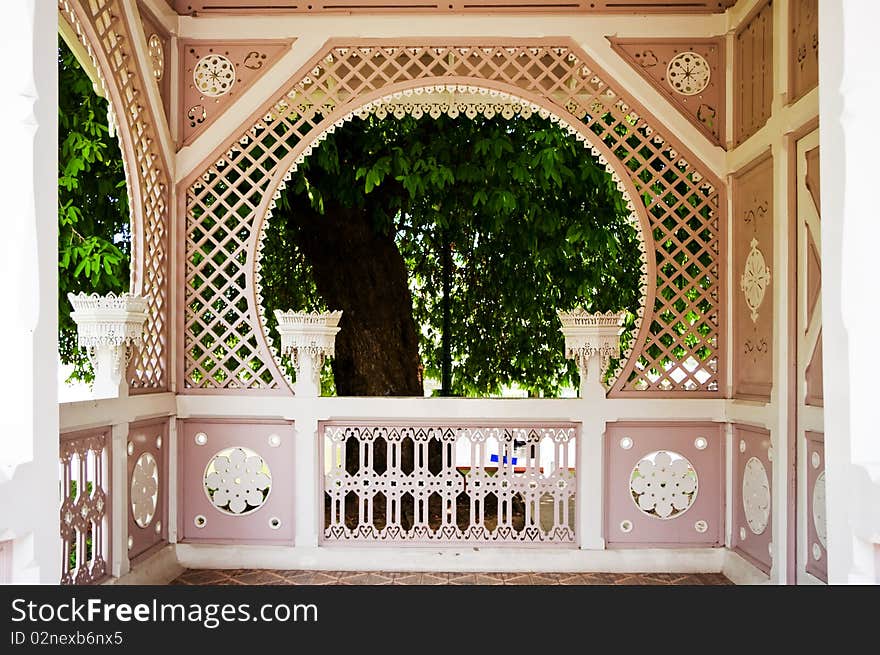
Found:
263,113 -> 642,396
58,39 -> 130,382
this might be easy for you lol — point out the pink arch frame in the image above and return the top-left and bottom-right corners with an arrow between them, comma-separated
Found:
178,37 -> 726,397
244,77 -> 656,395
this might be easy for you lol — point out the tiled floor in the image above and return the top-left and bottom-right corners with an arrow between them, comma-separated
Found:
172,569 -> 732,585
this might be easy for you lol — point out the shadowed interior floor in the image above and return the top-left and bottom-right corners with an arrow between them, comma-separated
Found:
172,569 -> 733,585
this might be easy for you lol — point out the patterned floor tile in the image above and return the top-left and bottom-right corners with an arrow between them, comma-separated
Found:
502,573 -> 534,585
170,569 -> 733,586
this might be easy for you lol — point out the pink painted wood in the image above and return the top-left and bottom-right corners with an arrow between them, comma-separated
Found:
178,39 -> 294,146
60,426 -> 112,585
805,431 -> 826,582
127,418 -> 170,563
179,419 -> 295,544
604,421 -> 724,548
731,423 -> 772,574
608,37 -> 726,146
732,152 -> 774,401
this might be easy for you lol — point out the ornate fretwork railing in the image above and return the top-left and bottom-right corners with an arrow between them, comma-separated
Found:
60,427 -> 111,584
321,421 -> 578,546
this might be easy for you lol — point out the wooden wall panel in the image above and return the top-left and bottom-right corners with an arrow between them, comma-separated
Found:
732,153 -> 774,401
789,0 -> 819,103
734,0 -> 774,145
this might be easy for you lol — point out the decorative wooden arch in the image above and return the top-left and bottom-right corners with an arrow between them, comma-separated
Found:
181,39 -> 725,396
59,0 -> 170,392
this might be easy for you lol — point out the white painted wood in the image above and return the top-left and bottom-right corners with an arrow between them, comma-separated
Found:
0,0 -> 60,583
820,0 -> 880,584
176,542 -> 726,574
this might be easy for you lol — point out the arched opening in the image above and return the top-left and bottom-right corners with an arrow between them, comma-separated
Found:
57,35 -> 131,399
253,86 -> 649,397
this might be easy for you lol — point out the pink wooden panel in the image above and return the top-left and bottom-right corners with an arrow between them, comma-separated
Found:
732,153 -> 774,401
734,0 -> 773,145
608,38 -> 726,146
789,0 -> 819,104
137,1 -> 172,129
604,421 -> 724,548
127,418 -> 169,563
805,431 -> 826,582
732,424 -> 772,573
805,332 -> 824,407
178,39 -> 294,146
179,419 -> 295,544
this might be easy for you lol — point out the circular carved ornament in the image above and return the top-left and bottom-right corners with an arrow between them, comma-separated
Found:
666,51 -> 711,96
203,446 -> 271,515
193,54 -> 236,98
148,34 -> 164,81
629,450 -> 698,520
813,471 -> 826,548
130,452 -> 158,528
742,456 -> 770,535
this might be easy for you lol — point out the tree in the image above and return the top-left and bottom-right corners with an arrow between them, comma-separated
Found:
58,39 -> 130,382
262,112 -> 642,397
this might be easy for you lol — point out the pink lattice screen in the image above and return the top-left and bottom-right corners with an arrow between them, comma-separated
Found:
182,40 -> 724,394
60,0 -> 170,392
60,427 -> 111,585
321,421 -> 578,545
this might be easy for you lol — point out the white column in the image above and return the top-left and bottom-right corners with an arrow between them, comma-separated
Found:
0,0 -> 60,583
819,0 -> 880,583
293,413 -> 320,548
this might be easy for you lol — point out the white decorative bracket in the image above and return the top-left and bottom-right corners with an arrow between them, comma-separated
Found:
68,292 -> 149,398
558,309 -> 625,396
274,310 -> 342,397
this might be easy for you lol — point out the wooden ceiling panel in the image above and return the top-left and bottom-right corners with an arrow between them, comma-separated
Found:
172,0 -> 737,15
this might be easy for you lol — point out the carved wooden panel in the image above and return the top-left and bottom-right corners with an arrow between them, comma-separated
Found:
609,38 -> 726,146
732,153 -> 774,401
789,0 -> 819,103
178,39 -> 294,146
734,0 -> 774,145
805,431 -> 826,582
137,1 -> 172,129
181,40 -> 725,395
732,423 -> 772,574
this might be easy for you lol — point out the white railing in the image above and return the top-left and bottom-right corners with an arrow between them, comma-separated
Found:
320,421 -> 578,545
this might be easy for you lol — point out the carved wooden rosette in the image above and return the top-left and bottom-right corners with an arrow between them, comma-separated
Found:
274,310 -> 342,397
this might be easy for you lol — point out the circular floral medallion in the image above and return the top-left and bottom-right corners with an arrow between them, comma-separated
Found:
812,471 -> 826,548
630,450 -> 698,520
742,456 -> 770,534
193,54 -> 235,98
666,51 -> 711,96
130,453 -> 158,528
203,446 -> 271,515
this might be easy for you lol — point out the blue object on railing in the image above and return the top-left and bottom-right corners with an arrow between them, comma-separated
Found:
489,454 -> 517,465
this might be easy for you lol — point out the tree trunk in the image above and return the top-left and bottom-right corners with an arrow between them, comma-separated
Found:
282,197 -> 423,397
